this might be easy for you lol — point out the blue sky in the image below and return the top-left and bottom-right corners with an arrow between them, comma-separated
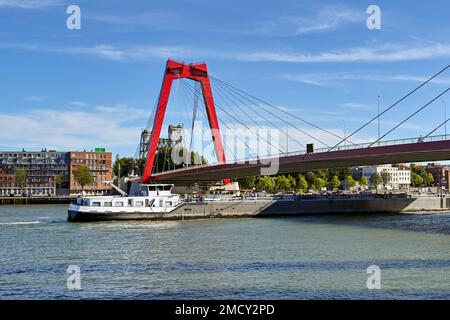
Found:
1,0 -> 450,160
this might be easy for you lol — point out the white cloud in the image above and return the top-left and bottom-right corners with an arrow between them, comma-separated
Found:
26,95 -> 48,102
250,5 -> 363,36
282,71 -> 450,86
0,106 -> 145,153
5,42 -> 450,64
69,101 -> 88,108
237,43 -> 450,63
342,103 -> 371,110
0,0 -> 60,9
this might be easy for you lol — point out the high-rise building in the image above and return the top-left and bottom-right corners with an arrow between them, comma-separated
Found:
0,150 -> 69,196
0,149 -> 113,197
69,151 -> 113,195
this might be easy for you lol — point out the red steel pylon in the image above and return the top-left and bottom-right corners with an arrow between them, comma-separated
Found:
142,59 -> 227,183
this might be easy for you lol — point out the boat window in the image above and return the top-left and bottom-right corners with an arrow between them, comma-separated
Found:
92,202 -> 101,207
157,185 -> 164,191
114,201 -> 124,207
104,201 -> 112,207
148,185 -> 156,191
166,201 -> 172,207
164,185 -> 172,191
135,201 -> 144,207
128,199 -> 132,206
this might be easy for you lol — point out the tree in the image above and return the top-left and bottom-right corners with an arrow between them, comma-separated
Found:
113,157 -> 136,178
238,176 -> 257,190
275,175 -> 290,192
345,175 -> 356,188
73,166 -> 94,190
55,174 -> 65,189
257,176 -> 275,193
412,173 -> 424,187
380,171 -> 392,188
305,172 -> 317,187
15,170 -> 27,195
287,175 -> 296,190
312,177 -> 326,191
425,173 -> 434,186
330,175 -> 341,189
297,175 -> 308,192
359,176 -> 369,187
370,173 -> 383,188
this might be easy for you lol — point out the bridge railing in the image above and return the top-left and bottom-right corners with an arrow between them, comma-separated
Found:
152,134 -> 450,175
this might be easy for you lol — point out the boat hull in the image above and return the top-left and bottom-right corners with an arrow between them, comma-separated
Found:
67,209 -> 181,222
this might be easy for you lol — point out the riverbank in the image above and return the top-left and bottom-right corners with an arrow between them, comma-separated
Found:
0,196 -> 74,205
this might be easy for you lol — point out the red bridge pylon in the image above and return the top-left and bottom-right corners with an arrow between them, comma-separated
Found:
142,59 -> 227,183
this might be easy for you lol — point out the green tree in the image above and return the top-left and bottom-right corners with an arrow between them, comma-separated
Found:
330,175 -> 341,189
15,170 -> 28,195
275,175 -> 291,192
113,157 -> 136,178
412,173 -> 424,187
359,176 -> 369,187
55,174 -> 65,189
257,176 -> 275,193
305,172 -> 317,187
73,166 -> 94,190
238,176 -> 257,190
287,175 -> 296,190
370,173 -> 383,188
380,171 -> 392,188
345,175 -> 356,188
425,173 -> 434,186
312,177 -> 326,191
297,175 -> 308,192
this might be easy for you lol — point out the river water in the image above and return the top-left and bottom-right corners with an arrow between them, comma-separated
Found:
0,204 -> 449,299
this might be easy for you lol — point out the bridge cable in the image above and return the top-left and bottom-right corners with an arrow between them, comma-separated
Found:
211,76 -> 351,145
184,80 -> 287,155
181,80 -> 259,161
182,79 -> 261,159
211,77 -> 331,148
211,80 -> 305,150
368,87 -> 450,147
329,64 -> 450,151
424,117 -> 450,139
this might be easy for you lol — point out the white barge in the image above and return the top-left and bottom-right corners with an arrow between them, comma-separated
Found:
68,183 -> 182,222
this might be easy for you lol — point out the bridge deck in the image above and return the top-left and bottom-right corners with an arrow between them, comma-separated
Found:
150,138 -> 450,184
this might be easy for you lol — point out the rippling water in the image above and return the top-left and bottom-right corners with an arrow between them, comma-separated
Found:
0,204 -> 449,299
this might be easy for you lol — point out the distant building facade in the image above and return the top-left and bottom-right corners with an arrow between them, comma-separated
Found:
424,163 -> 450,190
0,150 -> 69,196
0,149 -> 112,197
362,164 -> 411,190
69,151 -> 112,195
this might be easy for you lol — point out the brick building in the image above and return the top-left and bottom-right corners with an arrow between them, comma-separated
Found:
69,150 -> 113,195
425,163 -> 450,190
0,149 -> 112,197
0,150 -> 69,196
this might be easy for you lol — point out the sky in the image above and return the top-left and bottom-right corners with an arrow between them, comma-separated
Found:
1,0 -> 450,161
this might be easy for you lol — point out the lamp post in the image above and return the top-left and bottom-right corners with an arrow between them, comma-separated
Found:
377,95 -> 381,146
116,154 -> 120,180
286,115 -> 289,156
342,120 -> 346,148
443,101 -> 447,137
